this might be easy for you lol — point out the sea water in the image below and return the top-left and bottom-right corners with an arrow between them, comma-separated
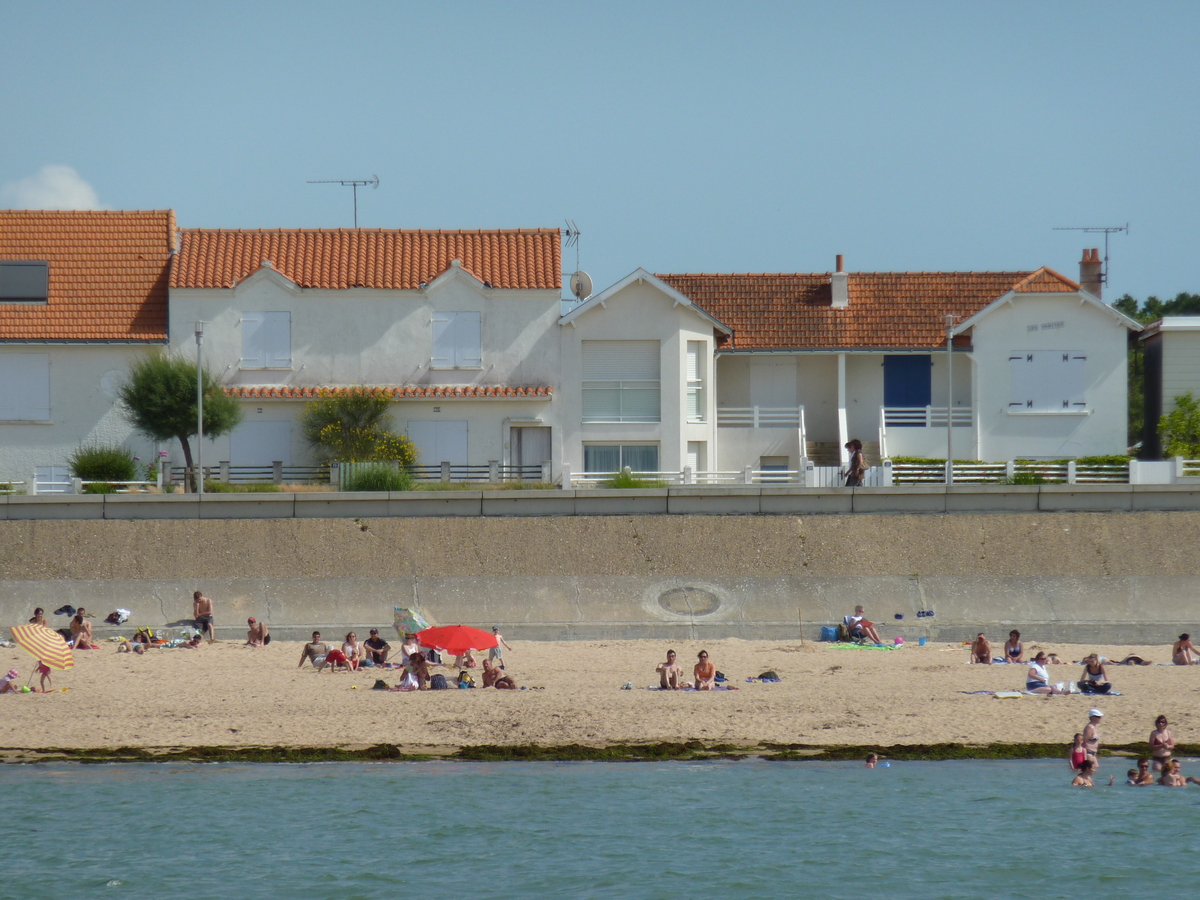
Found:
4,759 -> 1199,900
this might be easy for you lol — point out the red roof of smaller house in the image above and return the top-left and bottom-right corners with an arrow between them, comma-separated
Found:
172,228 -> 562,291
656,268 -> 1080,350
0,210 -> 176,342
224,385 -> 552,400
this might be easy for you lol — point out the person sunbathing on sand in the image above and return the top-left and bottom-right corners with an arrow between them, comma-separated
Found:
117,629 -> 154,654
1172,634 -> 1198,666
180,633 -> 203,649
970,633 -> 992,664
407,652 -> 431,689
1004,630 -> 1024,663
694,650 -> 717,691
298,632 -> 330,668
1026,652 -> 1067,694
656,649 -> 685,689
70,611 -> 96,649
245,617 -> 269,647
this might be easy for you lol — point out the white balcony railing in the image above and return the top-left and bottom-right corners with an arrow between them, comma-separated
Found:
884,406 -> 973,428
717,406 -> 804,428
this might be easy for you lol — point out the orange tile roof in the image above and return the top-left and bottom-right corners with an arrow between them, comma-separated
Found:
656,269 -> 1076,350
225,385 -> 552,400
172,228 -> 561,291
0,210 -> 175,342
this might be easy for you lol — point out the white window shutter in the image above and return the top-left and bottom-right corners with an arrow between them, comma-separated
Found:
431,313 -> 454,368
264,312 -> 291,368
456,312 -> 481,367
0,353 -> 50,420
241,313 -> 264,368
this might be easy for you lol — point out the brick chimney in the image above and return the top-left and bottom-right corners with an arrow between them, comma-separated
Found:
1079,248 -> 1102,299
831,254 -> 849,308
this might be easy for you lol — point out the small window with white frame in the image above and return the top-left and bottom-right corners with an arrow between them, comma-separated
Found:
0,353 -> 50,421
241,312 -> 292,369
431,312 -> 482,369
1009,351 -> 1087,413
686,340 -> 706,423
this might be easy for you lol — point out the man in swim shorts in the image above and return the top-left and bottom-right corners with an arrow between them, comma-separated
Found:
298,631 -> 331,668
656,649 -> 685,689
193,591 -> 216,642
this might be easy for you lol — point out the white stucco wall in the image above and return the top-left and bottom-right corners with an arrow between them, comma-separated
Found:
167,267 -> 564,473
558,279 -> 718,474
0,345 -> 164,484
969,293 -> 1131,460
1161,325 -> 1200,415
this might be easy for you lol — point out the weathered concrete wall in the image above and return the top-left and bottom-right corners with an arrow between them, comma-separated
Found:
2,513 -> 1198,643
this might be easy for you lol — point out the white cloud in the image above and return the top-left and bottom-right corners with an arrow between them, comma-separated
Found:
1,165 -> 108,210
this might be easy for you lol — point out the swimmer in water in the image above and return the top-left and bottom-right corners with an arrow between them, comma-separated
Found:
1072,759 -> 1096,787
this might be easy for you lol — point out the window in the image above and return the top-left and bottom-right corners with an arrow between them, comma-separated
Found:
584,444 -> 659,473
0,353 -> 50,421
0,261 -> 49,302
1009,351 -> 1087,412
582,340 -> 660,423
432,312 -> 482,368
241,312 -> 292,369
687,341 -> 706,422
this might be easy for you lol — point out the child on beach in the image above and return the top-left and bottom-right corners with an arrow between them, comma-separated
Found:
1069,734 -> 1086,771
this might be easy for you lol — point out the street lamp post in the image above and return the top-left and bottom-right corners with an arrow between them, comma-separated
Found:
195,321 -> 205,494
945,314 -> 954,486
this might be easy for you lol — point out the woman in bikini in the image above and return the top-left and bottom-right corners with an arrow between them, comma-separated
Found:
1004,630 -> 1024,663
1172,634 -> 1198,666
342,632 -> 364,671
1149,715 -> 1174,770
1078,654 -> 1111,694
694,650 -> 717,691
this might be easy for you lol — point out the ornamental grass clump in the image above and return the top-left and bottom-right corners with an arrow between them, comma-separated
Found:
68,444 -> 137,493
342,464 -> 414,492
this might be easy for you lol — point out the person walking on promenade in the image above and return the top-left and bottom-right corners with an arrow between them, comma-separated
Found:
193,591 -> 216,642
843,439 -> 866,487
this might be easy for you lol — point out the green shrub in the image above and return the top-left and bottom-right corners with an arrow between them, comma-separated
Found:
69,444 -> 137,492
1007,471 -> 1045,485
601,471 -> 668,489
343,464 -> 414,492
1075,455 -> 1131,467
202,482 -> 281,493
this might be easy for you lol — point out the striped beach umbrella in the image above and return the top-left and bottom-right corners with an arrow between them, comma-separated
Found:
11,624 -> 75,671
394,607 -> 431,636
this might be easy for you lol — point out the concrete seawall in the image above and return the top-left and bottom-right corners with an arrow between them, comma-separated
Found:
2,513 -> 1198,644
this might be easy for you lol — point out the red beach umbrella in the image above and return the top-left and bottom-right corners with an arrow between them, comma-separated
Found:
416,625 -> 498,656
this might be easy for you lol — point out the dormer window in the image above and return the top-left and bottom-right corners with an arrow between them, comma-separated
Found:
0,261 -> 49,303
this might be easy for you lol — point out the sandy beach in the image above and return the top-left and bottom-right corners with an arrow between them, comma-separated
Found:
1,635 -> 1196,757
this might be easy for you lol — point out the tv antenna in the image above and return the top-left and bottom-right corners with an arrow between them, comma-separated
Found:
562,220 -> 591,301
1052,223 -> 1128,286
307,176 -> 379,227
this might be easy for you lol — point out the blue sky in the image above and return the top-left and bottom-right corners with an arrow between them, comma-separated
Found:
2,0 -> 1197,301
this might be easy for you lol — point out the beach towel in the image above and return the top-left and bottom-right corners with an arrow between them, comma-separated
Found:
646,684 -> 738,691
829,642 -> 900,651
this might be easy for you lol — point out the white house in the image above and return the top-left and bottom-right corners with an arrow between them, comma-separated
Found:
1140,316 -> 1200,458
166,227 -> 563,476
653,250 -> 1139,470
0,210 -> 176,488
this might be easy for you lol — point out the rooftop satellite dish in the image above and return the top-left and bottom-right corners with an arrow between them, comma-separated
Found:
570,270 -> 593,301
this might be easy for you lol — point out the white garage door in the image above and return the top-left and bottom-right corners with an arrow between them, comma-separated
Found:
407,420 -> 468,466
229,421 -> 293,466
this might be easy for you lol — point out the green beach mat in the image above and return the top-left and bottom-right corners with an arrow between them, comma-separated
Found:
828,642 -> 902,650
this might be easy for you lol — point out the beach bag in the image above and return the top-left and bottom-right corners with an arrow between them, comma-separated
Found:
820,626 -> 839,642
371,679 -> 389,690
836,622 -> 851,642
430,673 -> 448,690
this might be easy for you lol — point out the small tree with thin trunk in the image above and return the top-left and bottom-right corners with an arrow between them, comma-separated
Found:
119,354 -> 243,490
